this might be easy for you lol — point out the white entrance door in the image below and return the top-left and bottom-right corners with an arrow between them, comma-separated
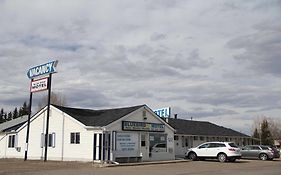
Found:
140,133 -> 149,161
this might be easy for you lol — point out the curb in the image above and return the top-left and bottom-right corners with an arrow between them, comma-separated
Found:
101,159 -> 189,168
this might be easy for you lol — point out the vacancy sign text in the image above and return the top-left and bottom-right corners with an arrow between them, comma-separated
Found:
27,60 -> 58,79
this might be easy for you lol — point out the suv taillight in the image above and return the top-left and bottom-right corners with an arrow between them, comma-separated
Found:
228,148 -> 236,151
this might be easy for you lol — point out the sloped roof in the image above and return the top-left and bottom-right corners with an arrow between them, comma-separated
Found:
166,118 -> 249,137
0,115 -> 28,132
54,104 -> 146,127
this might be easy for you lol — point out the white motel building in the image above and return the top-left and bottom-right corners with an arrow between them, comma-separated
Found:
0,104 -> 255,163
0,105 -> 175,162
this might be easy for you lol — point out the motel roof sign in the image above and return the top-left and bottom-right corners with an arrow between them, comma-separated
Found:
27,60 -> 58,79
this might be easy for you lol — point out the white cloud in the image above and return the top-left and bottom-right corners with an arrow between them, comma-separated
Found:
0,0 -> 281,135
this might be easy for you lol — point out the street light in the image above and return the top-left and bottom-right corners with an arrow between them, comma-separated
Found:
259,123 -> 262,145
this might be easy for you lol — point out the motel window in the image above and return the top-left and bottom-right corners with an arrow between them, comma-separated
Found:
141,134 -> 146,147
70,132 -> 80,144
41,133 -> 56,148
149,133 -> 167,153
142,110 -> 146,117
182,137 -> 188,147
200,136 -> 204,141
185,138 -> 189,147
225,137 -> 228,141
48,133 -> 55,147
194,136 -> 198,140
8,135 -> 16,148
142,111 -> 147,120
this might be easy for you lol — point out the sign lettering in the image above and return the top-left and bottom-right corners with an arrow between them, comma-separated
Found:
154,107 -> 171,118
122,121 -> 165,132
27,60 -> 58,79
30,77 -> 48,93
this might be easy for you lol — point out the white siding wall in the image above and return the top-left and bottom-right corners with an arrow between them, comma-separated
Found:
0,106 -> 96,161
58,109 -> 95,161
0,132 -> 26,159
0,133 -> 7,158
1,106 -> 176,162
27,110 -> 47,159
174,136 -> 193,157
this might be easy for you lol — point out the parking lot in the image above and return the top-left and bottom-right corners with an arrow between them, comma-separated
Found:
0,158 -> 281,175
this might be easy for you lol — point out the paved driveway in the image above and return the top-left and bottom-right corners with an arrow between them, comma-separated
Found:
0,159 -> 281,175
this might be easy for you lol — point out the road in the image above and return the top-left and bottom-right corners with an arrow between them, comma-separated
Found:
0,159 -> 281,175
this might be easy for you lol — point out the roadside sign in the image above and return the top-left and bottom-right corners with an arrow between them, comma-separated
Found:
25,60 -> 58,162
154,107 -> 171,118
30,77 -> 48,93
27,60 -> 58,79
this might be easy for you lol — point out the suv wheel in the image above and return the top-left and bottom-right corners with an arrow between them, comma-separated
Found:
259,153 -> 268,161
188,152 -> 197,161
218,153 -> 227,163
228,157 -> 236,162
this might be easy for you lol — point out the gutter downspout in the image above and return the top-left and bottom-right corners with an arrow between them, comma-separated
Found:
61,112 -> 65,161
5,133 -> 7,158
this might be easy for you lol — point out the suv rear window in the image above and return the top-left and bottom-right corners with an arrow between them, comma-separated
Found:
228,143 -> 238,148
208,143 -> 226,148
216,143 -> 226,147
261,146 -> 270,150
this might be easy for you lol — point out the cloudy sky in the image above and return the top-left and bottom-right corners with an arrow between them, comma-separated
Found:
0,0 -> 281,135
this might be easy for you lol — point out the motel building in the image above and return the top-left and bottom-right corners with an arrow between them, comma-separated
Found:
0,104 -> 257,163
166,117 -> 258,157
0,104 -> 175,163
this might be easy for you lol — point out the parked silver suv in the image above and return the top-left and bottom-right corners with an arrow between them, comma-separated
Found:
185,142 -> 241,163
240,145 -> 275,160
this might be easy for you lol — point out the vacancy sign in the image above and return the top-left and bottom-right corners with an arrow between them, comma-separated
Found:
30,77 -> 48,93
27,60 -> 58,79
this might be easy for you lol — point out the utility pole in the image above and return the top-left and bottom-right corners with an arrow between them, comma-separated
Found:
24,86 -> 33,161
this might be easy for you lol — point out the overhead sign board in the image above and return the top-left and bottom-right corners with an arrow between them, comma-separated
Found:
27,60 -> 58,79
30,77 -> 48,93
154,107 -> 171,118
122,121 -> 165,132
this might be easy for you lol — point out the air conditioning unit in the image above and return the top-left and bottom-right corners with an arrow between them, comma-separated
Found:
15,147 -> 21,152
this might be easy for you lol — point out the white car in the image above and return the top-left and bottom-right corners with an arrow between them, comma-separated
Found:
151,143 -> 167,152
185,142 -> 241,162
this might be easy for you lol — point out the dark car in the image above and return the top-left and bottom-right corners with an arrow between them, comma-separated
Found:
241,145 -> 275,160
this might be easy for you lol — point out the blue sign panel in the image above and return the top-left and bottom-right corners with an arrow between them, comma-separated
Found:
154,107 -> 171,118
27,60 -> 58,79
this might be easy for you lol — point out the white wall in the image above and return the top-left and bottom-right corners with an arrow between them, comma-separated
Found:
1,105 -> 176,162
0,133 -> 7,158
0,106 -> 97,162
56,108 -> 96,161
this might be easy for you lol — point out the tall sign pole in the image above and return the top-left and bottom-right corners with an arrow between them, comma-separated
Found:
44,74 -> 52,161
26,60 -> 58,162
24,79 -> 33,161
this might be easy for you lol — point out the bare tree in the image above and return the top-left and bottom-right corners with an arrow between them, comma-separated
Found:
267,118 -> 281,140
37,92 -> 67,110
252,116 -> 281,144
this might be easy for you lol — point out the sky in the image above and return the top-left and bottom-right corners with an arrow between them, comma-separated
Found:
0,0 -> 281,135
